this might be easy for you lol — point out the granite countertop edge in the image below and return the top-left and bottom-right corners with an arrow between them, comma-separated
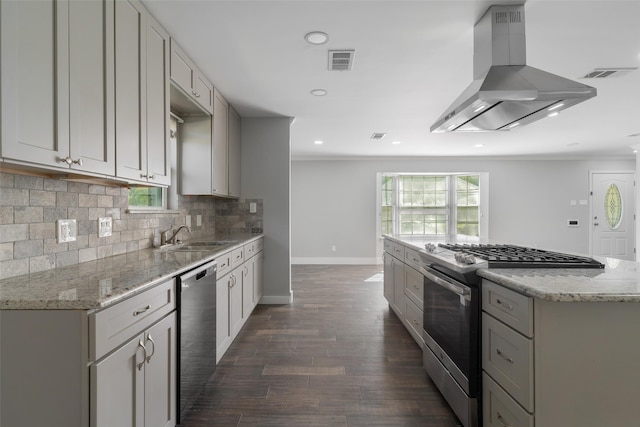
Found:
0,233 -> 263,311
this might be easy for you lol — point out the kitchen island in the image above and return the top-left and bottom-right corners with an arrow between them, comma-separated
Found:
384,235 -> 640,427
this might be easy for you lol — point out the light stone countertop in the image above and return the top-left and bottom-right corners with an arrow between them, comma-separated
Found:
0,234 -> 262,310
385,234 -> 640,303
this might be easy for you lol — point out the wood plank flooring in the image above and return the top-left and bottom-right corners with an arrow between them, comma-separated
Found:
179,264 -> 462,426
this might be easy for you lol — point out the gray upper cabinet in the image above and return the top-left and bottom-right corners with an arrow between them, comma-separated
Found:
212,89 -> 229,196
170,40 -> 214,114
115,0 -> 171,186
228,105 -> 241,198
1,0 -> 115,176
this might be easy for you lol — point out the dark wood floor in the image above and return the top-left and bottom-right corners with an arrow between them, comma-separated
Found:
179,264 -> 461,426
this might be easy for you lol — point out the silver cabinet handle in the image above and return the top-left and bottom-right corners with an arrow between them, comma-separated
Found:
497,412 -> 511,426
137,340 -> 147,371
140,174 -> 155,179
60,156 -> 83,166
145,334 -> 156,364
496,348 -> 514,364
496,298 -> 514,311
133,305 -> 151,316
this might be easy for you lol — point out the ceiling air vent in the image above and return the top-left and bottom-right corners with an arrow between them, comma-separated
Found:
329,50 -> 355,71
370,133 -> 386,140
581,67 -> 637,79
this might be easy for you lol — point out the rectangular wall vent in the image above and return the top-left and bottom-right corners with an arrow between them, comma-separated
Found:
329,50 -> 355,71
370,133 -> 386,140
581,67 -> 637,79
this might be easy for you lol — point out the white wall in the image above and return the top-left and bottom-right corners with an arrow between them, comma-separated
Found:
241,118 -> 292,303
291,157 -> 635,263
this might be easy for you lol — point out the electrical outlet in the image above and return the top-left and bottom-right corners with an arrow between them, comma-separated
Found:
197,215 -> 202,227
186,215 -> 192,228
249,202 -> 257,213
57,219 -> 77,243
98,217 -> 112,237
331,245 -> 337,252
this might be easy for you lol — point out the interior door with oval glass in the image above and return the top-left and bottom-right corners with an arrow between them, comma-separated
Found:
591,172 -> 635,260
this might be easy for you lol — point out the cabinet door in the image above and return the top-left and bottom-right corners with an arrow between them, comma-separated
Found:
383,253 -> 394,305
91,333 -> 146,427
392,257 -> 405,317
1,0 -> 70,168
212,89 -> 229,196
253,251 -> 264,304
229,272 -> 243,337
216,273 -> 231,353
115,0 -> 146,182
193,72 -> 214,114
145,14 -> 171,186
228,106 -> 241,198
68,0 -> 115,175
144,313 -> 176,427
242,261 -> 255,317
170,39 -> 195,97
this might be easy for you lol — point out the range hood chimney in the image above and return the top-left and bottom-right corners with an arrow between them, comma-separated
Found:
430,4 -> 596,133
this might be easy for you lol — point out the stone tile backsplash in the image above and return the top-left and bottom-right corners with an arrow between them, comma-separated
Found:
0,172 -> 263,280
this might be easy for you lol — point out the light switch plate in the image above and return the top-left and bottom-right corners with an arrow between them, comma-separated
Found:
250,202 -> 257,213
98,217 -> 112,237
57,219 -> 77,243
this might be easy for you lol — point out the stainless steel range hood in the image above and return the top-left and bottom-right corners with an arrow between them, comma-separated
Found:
430,4 -> 596,133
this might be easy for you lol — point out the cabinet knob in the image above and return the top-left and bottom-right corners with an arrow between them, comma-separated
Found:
140,174 -> 155,180
60,156 -> 83,166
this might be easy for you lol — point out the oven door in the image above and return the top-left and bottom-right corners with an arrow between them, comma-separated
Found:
422,266 -> 479,396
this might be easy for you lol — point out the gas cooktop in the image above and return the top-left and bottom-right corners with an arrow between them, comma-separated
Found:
438,243 -> 605,269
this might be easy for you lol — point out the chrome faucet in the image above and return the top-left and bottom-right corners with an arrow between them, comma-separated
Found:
161,225 -> 191,245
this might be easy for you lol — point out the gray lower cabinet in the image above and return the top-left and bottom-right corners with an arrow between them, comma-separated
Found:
216,238 -> 264,363
1,0 -> 115,176
482,279 -> 640,427
0,278 -> 176,427
383,237 -> 425,348
91,312 -> 176,427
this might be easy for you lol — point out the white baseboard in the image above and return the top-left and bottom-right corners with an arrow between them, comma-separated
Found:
291,257 -> 379,265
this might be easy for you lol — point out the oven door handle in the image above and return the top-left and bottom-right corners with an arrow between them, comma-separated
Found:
422,269 -> 470,297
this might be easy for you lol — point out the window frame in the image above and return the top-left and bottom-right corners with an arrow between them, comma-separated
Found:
377,172 -> 488,239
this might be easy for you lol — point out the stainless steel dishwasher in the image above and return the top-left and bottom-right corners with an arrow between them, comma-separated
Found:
176,259 -> 217,424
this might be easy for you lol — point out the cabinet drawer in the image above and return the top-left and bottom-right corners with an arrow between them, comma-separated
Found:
404,265 -> 423,309
483,373 -> 533,427
392,242 -> 405,260
404,296 -> 424,346
482,313 -> 534,411
482,280 -> 533,337
244,240 -> 257,258
230,246 -> 245,269
404,247 -> 423,270
92,279 -> 175,361
383,239 -> 393,253
217,250 -> 232,277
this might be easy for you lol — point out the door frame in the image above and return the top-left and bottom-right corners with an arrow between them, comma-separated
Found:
589,170 -> 635,259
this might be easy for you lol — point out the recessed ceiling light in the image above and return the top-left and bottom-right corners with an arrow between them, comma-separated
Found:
391,141 -> 401,145
473,105 -> 487,113
314,140 -> 323,145
508,122 -> 520,129
310,89 -> 327,96
474,144 -> 484,148
548,112 -> 559,117
548,103 -> 564,111
304,31 -> 328,45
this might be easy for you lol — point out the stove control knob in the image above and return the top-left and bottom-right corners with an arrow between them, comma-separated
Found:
455,253 -> 476,265
425,243 -> 436,253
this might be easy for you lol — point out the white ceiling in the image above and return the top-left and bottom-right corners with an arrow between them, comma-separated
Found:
143,0 -> 640,160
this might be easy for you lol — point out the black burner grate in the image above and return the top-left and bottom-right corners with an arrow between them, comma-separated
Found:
438,244 -> 605,269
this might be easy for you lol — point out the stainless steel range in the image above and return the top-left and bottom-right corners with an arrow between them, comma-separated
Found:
418,243 -> 603,427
